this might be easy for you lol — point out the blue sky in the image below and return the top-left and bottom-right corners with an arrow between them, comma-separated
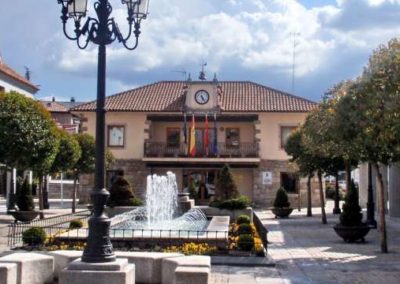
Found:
1,0 -> 400,102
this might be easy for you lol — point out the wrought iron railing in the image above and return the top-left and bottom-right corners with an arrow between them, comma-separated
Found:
8,210 -> 91,248
144,142 -> 259,158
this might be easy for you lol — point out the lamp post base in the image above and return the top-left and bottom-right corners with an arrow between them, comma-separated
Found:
81,188 -> 115,263
366,201 -> 377,229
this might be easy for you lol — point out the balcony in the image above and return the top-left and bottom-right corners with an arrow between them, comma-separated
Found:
144,142 -> 259,158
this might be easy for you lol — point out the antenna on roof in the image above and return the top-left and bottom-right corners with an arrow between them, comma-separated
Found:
171,69 -> 187,80
24,66 -> 31,81
199,62 -> 207,81
290,32 -> 300,95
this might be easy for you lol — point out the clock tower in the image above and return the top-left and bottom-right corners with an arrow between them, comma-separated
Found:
184,73 -> 221,113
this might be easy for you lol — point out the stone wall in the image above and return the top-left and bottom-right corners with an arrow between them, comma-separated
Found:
252,160 -> 321,208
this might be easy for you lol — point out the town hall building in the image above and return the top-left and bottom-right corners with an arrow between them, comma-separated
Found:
72,76 -> 320,207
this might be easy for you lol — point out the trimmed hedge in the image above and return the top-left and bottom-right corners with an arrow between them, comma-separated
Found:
22,227 -> 46,246
236,215 -> 251,225
237,234 -> 254,251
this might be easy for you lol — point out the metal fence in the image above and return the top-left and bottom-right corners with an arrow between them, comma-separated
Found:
8,210 -> 91,248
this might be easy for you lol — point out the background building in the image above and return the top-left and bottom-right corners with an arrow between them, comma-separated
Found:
72,78 -> 320,208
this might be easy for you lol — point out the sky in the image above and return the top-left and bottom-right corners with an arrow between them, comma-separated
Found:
1,0 -> 400,103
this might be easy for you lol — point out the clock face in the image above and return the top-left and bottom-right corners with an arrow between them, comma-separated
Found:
195,90 -> 209,105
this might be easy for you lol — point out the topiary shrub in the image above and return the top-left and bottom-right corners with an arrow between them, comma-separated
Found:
325,186 -> 336,199
237,234 -> 254,251
17,178 -> 35,211
213,195 -> 250,210
22,227 -> 46,246
108,176 -> 135,207
273,187 -> 290,208
237,223 -> 252,235
69,219 -> 83,229
129,197 -> 144,206
236,215 -> 251,225
339,181 -> 363,226
215,164 -> 239,200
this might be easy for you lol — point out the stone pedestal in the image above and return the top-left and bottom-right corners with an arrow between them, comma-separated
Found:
59,258 -> 134,284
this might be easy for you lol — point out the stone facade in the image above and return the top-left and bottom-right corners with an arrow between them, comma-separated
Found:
79,158 -> 322,209
253,160 -> 321,208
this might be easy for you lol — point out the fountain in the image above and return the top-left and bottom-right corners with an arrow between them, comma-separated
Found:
111,172 -> 208,231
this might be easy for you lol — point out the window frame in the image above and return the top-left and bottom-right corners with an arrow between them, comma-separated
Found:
166,127 -> 181,147
225,127 -> 240,148
280,125 -> 297,149
107,125 -> 126,148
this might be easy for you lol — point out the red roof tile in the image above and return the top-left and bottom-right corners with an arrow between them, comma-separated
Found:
41,101 -> 69,113
72,81 -> 317,112
0,61 -> 39,92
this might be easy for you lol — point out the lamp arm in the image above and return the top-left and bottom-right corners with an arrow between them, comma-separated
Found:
121,22 -> 140,50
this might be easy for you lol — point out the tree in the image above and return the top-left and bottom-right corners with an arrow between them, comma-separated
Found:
285,129 -> 315,217
51,130 -> 81,212
0,91 -> 59,214
215,164 -> 239,200
355,38 -> 400,253
72,133 -> 115,210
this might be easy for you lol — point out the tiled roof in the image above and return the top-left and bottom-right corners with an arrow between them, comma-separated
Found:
72,81 -> 317,112
41,101 -> 69,113
41,100 -> 86,112
0,61 -> 39,92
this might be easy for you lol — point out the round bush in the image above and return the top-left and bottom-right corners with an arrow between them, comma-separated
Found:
237,234 -> 254,251
237,223 -> 252,235
22,227 -> 46,246
325,186 -> 336,199
108,176 -> 135,207
273,187 -> 290,208
69,219 -> 83,229
236,215 -> 251,225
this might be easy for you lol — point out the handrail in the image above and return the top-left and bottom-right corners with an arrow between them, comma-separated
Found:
144,142 -> 259,158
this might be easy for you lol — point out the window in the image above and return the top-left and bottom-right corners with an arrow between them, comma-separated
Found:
226,128 -> 240,147
108,125 -> 125,147
167,128 -> 180,147
281,172 -> 298,193
280,126 -> 297,148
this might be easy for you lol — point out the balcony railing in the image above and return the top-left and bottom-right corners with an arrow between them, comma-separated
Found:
144,142 -> 259,158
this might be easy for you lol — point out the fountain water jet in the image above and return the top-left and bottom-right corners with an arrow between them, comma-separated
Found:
111,172 -> 208,231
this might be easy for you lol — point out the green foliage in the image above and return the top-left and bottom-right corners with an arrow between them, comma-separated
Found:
188,180 -> 197,200
69,219 -> 83,229
237,234 -> 254,251
325,186 -> 345,200
108,176 -> 135,207
73,133 -> 96,175
51,130 -> 81,174
17,178 -> 35,211
129,197 -> 144,206
237,223 -> 252,235
339,181 -> 363,226
211,195 -> 250,210
22,227 -> 46,246
273,187 -> 290,208
215,164 -> 239,200
0,91 -> 59,172
236,215 -> 251,225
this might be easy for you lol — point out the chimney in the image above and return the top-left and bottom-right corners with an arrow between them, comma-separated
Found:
52,97 -> 55,102
71,97 -> 75,103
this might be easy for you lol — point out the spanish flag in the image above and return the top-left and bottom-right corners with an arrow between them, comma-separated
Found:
189,114 -> 196,157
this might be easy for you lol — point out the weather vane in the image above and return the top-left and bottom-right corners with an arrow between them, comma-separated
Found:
199,62 -> 207,81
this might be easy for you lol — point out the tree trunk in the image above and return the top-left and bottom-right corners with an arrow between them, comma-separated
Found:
345,160 -> 351,192
38,175 -> 44,219
333,172 -> 341,214
307,174 -> 312,217
72,173 -> 78,214
373,163 -> 388,253
318,170 -> 327,224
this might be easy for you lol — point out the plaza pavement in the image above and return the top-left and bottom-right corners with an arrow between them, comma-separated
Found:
0,198 -> 399,283
210,201 -> 400,284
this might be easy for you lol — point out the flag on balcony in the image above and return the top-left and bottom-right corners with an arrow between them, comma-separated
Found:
189,114 -> 196,157
205,113 -> 209,156
212,113 -> 218,156
183,113 -> 188,155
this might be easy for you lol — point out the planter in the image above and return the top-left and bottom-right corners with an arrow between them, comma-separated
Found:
9,210 -> 40,222
333,223 -> 370,243
198,206 -> 253,222
271,207 -> 293,218
105,206 -> 142,218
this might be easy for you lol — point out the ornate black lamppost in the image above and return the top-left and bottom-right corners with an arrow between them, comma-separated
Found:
57,0 -> 149,263
366,162 -> 377,228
